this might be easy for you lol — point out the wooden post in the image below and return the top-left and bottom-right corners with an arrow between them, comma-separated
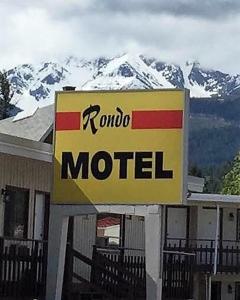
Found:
0,237 -> 3,289
90,245 -> 97,284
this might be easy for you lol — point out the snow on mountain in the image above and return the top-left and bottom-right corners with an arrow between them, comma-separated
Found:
82,53 -> 170,90
6,53 -> 240,117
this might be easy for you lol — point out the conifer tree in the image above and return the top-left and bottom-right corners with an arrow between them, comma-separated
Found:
222,152 -> 240,195
0,70 -> 13,119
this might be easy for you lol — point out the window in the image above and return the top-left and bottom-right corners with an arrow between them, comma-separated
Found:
237,210 -> 240,241
96,214 -> 124,248
4,186 -> 29,239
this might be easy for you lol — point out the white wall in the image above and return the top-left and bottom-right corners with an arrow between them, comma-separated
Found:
0,153 -> 51,238
212,274 -> 240,300
197,207 -> 240,246
34,192 -> 45,240
103,224 -> 120,245
125,215 -> 145,256
222,208 -> 237,241
221,281 -> 235,300
197,207 -> 217,240
73,214 -> 96,281
166,207 -> 187,240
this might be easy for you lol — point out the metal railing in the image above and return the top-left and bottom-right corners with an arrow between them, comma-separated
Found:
164,238 -> 240,273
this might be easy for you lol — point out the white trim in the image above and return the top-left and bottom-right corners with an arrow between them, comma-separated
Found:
40,124 -> 53,142
163,250 -> 195,256
188,193 -> 240,204
214,205 -> 220,275
0,133 -> 52,163
188,175 -> 205,193
182,89 -> 190,204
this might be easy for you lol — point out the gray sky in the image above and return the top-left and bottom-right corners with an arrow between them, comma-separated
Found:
1,0 -> 240,73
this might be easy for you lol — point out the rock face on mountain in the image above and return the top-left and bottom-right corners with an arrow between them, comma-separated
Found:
6,54 -> 240,113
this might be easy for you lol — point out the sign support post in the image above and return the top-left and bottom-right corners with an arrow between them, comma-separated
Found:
145,205 -> 165,300
46,206 -> 69,300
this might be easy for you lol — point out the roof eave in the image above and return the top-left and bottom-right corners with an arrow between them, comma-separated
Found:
0,132 -> 52,163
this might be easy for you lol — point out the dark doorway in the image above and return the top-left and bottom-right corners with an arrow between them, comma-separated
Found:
211,281 -> 221,300
235,282 -> 240,300
4,186 -> 29,238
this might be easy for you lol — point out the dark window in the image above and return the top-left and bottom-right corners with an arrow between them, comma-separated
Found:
235,282 -> 240,300
4,187 -> 29,239
211,281 -> 221,300
43,131 -> 53,144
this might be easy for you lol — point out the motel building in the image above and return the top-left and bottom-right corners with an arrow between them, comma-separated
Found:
0,89 -> 239,300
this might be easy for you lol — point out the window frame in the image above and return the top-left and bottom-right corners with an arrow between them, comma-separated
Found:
33,191 -> 50,240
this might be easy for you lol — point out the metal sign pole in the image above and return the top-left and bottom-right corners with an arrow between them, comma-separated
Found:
214,205 -> 220,275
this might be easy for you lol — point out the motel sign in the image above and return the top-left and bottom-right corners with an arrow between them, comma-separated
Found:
53,89 -> 189,204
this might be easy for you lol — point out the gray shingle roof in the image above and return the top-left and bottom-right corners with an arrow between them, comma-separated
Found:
0,105 -> 54,141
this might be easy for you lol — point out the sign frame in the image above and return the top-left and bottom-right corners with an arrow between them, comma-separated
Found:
52,88 -> 189,205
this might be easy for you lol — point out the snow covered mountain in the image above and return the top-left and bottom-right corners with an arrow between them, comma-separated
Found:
6,53 -> 240,114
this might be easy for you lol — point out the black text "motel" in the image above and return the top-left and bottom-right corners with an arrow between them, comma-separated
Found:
61,151 -> 173,180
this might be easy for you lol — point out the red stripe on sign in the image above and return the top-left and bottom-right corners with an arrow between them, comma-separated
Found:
132,110 -> 183,129
55,112 -> 81,131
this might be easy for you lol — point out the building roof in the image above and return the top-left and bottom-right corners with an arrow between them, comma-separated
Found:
0,105 -> 54,141
188,193 -> 240,205
97,217 -> 120,228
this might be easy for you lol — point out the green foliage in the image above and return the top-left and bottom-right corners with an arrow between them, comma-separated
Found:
221,153 -> 240,195
0,70 -> 13,119
190,96 -> 240,123
189,126 -> 240,167
189,96 -> 240,170
188,162 -> 232,194
203,162 -> 232,193
189,164 -> 203,177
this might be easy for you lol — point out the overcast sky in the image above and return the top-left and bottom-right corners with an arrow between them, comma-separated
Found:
1,0 -> 240,73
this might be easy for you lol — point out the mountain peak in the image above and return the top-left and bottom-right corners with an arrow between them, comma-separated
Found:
6,53 -> 240,117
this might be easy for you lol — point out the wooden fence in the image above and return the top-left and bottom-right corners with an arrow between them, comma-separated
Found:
63,244 -> 146,299
0,237 -> 48,298
91,246 -> 146,299
163,252 -> 194,299
94,246 -> 146,283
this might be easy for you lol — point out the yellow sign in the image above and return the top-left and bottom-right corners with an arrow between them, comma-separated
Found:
53,89 -> 189,204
